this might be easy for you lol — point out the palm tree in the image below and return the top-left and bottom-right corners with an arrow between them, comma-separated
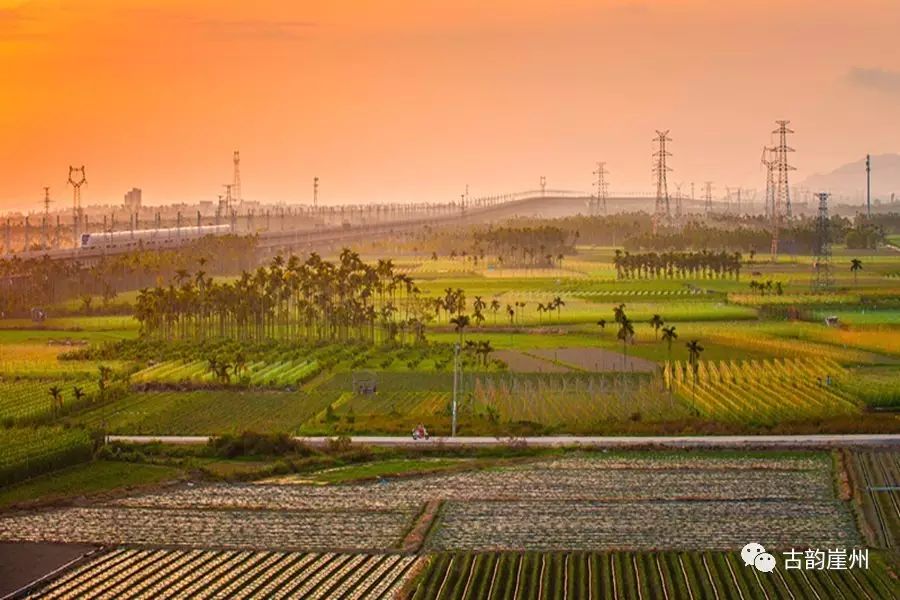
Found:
850,258 -> 863,283
552,296 -> 565,321
617,316 -> 634,370
490,299 -> 501,324
649,314 -> 664,340
661,326 -> 678,361
686,339 -> 704,399
450,314 -> 470,344
596,319 -> 607,332
536,303 -> 546,324
613,303 -> 626,324
72,386 -> 86,404
98,365 -> 112,395
48,385 -> 62,414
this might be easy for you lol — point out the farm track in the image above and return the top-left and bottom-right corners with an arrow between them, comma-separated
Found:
408,552 -> 899,599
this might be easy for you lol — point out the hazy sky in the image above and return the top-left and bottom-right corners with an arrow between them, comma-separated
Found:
1,0 -> 898,212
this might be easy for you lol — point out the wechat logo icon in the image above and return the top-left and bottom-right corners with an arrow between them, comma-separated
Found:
742,543 -> 776,573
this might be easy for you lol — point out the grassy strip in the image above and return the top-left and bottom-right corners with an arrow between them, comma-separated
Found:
0,460 -> 183,509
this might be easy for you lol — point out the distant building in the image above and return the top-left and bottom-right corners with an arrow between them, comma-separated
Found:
124,188 -> 142,215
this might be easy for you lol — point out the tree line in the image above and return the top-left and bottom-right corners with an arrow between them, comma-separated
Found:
135,249 -> 430,345
613,250 -> 743,280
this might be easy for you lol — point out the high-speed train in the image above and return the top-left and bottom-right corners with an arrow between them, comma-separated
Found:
80,224 -> 232,250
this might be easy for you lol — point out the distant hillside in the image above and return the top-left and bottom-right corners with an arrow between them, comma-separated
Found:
802,154 -> 900,201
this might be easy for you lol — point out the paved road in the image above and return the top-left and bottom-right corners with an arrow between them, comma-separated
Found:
108,434 -> 900,449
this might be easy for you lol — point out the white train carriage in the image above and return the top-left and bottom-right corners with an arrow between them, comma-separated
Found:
80,224 -> 232,250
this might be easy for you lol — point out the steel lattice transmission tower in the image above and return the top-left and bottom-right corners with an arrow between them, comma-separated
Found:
812,192 -> 834,290
313,177 -> 319,208
703,182 -> 714,216
652,130 -> 672,233
591,162 -> 609,216
761,146 -> 777,219
232,151 -> 242,207
67,166 -> 86,247
769,121 -> 795,259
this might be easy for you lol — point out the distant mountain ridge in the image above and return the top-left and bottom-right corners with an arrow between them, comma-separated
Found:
802,154 -> 900,200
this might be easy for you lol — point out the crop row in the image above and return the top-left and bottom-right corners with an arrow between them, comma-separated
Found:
426,499 -> 858,551
27,547 -> 421,600
0,506 -> 416,551
0,379 -> 100,423
132,358 -> 320,388
665,357 -> 860,425
73,389 -> 340,435
110,454 -> 835,513
846,450 -> 900,550
472,375 -> 690,425
410,551 -> 897,599
0,426 -> 92,486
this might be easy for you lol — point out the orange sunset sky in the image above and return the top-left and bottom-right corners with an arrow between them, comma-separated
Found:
1,0 -> 898,212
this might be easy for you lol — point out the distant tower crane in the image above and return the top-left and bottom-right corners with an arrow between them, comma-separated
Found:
652,130 -> 672,233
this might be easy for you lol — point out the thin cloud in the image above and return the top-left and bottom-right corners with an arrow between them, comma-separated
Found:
847,67 -> 900,95
194,19 -> 316,42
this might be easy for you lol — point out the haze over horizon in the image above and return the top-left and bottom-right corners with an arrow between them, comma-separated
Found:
1,0 -> 898,213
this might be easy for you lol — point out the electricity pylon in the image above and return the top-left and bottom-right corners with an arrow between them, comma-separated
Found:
652,130 -> 672,233
592,162 -> 609,216
67,166 -> 86,247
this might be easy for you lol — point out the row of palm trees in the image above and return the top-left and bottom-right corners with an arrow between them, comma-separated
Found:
135,249 -> 429,344
613,249 -> 743,280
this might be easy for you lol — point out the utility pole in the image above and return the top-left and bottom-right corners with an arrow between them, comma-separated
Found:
652,130 -> 672,233
592,162 -> 609,216
451,342 -> 460,437
42,187 -> 52,250
866,154 -> 871,218
67,166 -> 86,248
